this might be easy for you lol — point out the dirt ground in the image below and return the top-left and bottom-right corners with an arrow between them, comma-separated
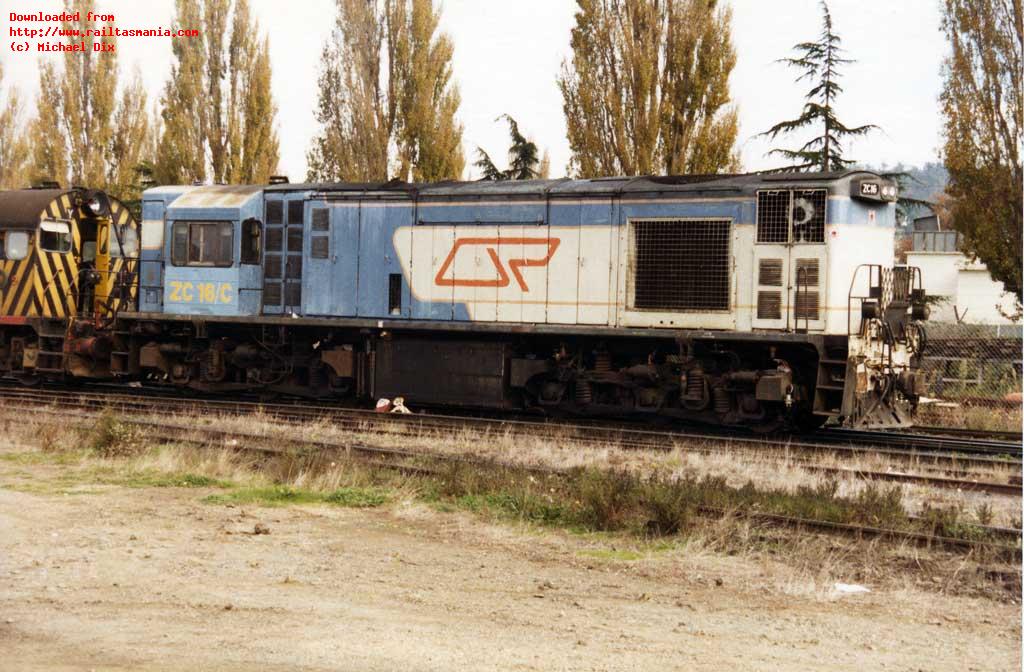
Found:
0,445 -> 1020,672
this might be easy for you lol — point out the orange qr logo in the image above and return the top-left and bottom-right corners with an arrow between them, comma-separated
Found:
434,237 -> 561,292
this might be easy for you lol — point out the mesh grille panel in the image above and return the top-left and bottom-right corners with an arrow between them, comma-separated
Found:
285,282 -> 302,306
628,219 -> 730,311
758,258 -> 783,286
757,191 -> 790,243
265,228 -> 283,251
266,201 -> 283,225
286,256 -> 302,279
264,255 -> 282,279
288,200 -> 304,225
792,190 -> 826,243
287,228 -> 303,252
757,291 -> 782,319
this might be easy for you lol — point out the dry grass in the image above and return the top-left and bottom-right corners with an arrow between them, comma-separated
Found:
917,403 -> 1023,433
0,407 -> 1020,602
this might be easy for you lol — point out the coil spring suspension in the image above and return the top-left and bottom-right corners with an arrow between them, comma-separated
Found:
593,351 -> 612,373
713,385 -> 731,414
575,380 -> 593,404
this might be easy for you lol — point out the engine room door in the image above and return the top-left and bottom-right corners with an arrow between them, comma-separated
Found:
750,189 -> 828,332
262,198 -> 305,316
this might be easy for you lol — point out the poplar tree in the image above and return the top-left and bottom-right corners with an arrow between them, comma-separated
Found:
157,0 -> 279,184
474,115 -> 540,181
0,59 -> 29,189
759,1 -> 876,171
940,0 -> 1022,302
557,0 -> 739,178
307,0 -> 465,182
25,0 -> 150,196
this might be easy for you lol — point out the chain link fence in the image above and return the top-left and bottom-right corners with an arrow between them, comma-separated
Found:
916,322 -> 1022,432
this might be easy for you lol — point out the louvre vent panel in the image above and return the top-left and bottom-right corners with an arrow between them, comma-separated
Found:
262,282 -> 282,306
758,258 -> 783,286
312,208 -> 330,231
757,291 -> 782,320
311,236 -> 330,259
795,291 -> 820,320
794,258 -> 820,286
265,228 -> 283,252
264,255 -> 282,279
628,219 -> 731,311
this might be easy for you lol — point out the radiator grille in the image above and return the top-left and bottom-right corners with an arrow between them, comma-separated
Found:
758,258 -> 783,286
757,291 -> 782,319
628,219 -> 731,311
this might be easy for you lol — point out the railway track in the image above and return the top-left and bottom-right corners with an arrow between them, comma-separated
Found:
1,400 -> 1019,560
1,384 -> 1020,496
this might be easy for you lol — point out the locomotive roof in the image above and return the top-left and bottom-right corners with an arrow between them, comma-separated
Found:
0,188 -> 73,230
265,170 -> 890,200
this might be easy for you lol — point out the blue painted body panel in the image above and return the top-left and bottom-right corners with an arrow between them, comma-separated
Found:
141,172 -> 895,328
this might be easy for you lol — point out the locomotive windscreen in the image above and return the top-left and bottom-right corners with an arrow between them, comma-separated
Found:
628,219 -> 731,312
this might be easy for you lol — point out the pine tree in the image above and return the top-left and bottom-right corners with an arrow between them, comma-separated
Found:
940,0 -> 1022,302
474,115 -> 540,181
157,0 -> 279,184
0,59 -> 29,189
759,1 -> 876,171
307,0 -> 464,182
557,0 -> 739,178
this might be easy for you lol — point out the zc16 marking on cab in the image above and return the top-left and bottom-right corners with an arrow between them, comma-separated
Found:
168,281 -> 233,304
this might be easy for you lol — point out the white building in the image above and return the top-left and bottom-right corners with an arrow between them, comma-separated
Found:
906,229 -> 1019,325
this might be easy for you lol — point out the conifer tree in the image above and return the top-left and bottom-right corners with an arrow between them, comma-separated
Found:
474,115 -> 540,181
558,0 -> 739,177
759,1 -> 876,171
308,0 -> 465,182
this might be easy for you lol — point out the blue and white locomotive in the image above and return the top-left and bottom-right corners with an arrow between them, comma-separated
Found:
118,171 -> 929,430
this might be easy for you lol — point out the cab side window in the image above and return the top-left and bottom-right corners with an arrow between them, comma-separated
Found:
170,221 -> 234,267
241,218 -> 262,265
40,220 -> 72,253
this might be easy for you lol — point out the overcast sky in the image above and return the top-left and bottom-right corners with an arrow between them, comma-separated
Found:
2,0 -> 948,180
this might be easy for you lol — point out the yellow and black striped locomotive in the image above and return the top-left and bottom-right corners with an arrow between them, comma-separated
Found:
0,186 -> 138,382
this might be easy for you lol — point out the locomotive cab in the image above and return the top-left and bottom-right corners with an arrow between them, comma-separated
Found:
0,186 -> 138,381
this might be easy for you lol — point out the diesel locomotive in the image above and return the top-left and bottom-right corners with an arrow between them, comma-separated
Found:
0,171 -> 929,431
0,186 -> 137,382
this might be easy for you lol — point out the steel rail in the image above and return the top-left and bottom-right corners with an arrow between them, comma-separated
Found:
3,403 -> 1019,560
